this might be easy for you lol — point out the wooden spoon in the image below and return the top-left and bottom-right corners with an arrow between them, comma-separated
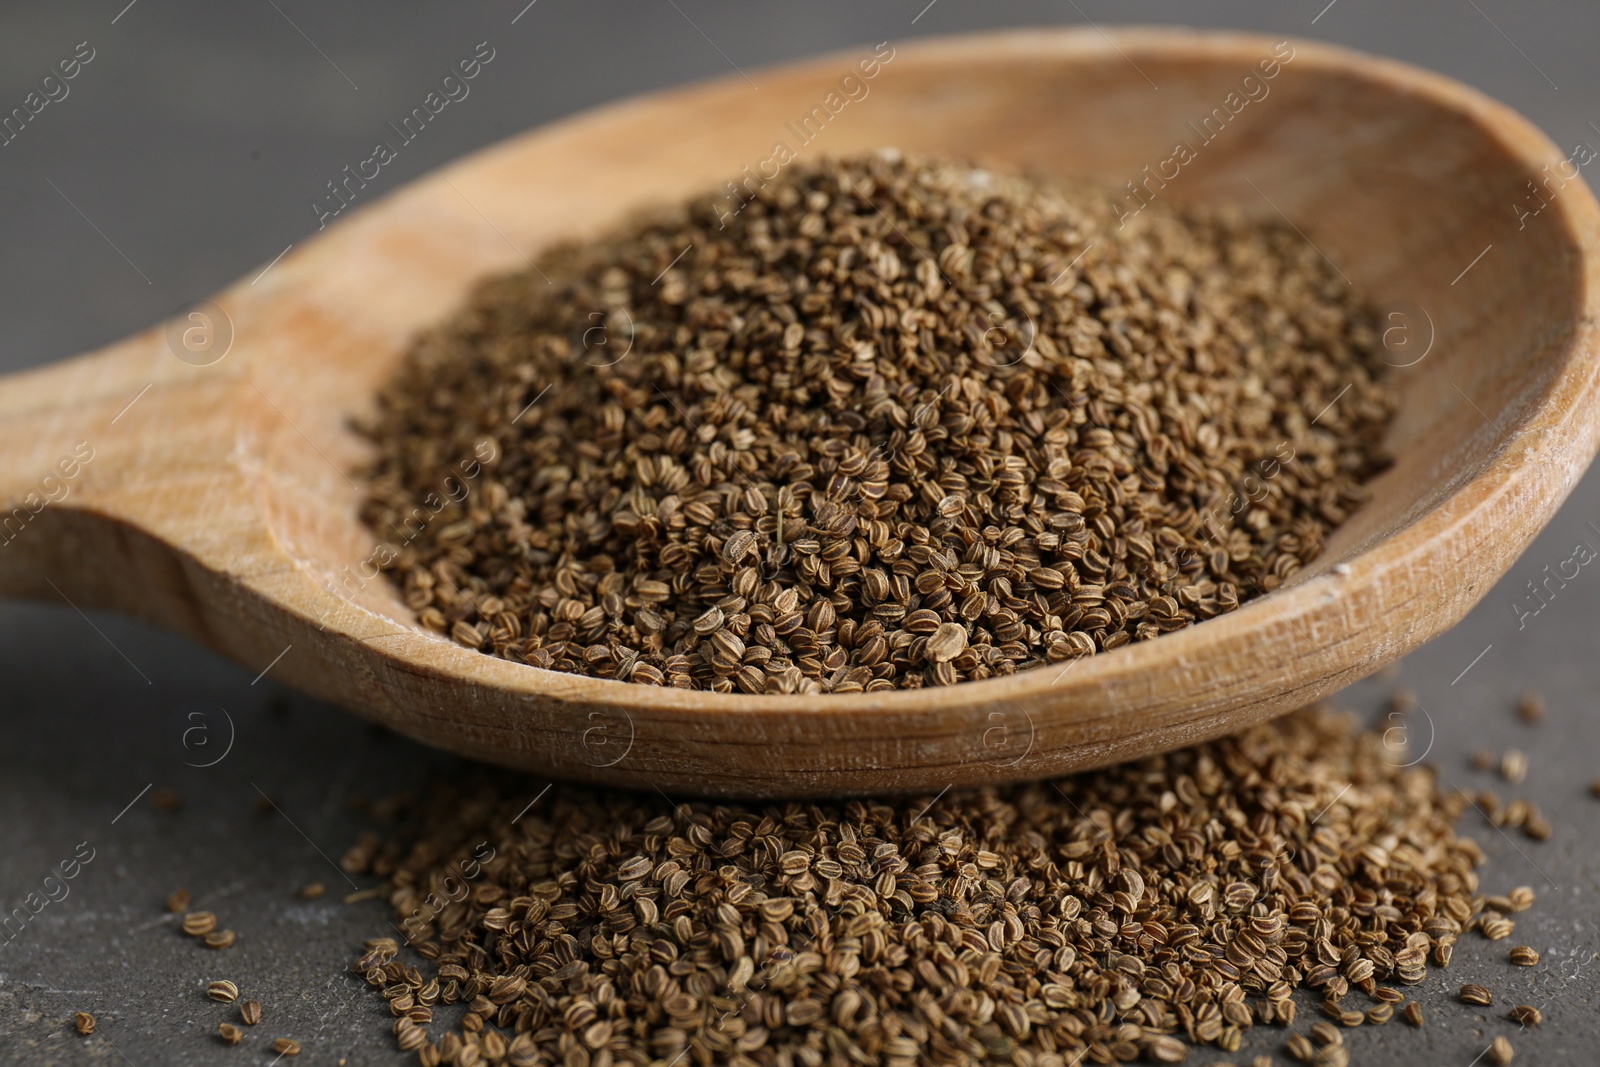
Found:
4,28 -> 1597,798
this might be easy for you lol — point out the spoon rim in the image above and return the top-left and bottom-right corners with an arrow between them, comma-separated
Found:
296,26 -> 1600,720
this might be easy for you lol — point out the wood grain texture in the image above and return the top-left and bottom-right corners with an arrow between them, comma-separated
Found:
2,28 -> 1597,797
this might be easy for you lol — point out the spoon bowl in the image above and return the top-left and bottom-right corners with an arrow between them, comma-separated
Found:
5,28 -> 1598,797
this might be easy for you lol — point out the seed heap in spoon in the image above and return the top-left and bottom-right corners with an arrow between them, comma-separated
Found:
362,152 -> 1394,691
346,707 -> 1513,1066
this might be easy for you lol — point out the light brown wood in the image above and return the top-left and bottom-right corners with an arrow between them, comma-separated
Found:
3,28 -> 1598,797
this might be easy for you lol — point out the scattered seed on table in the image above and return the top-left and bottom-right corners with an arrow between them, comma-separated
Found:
1460,983 -> 1494,1006
1515,691 -> 1544,724
1499,798 -> 1530,830
218,1022 -> 242,1046
1148,1035 -> 1187,1063
1310,1022 -> 1342,1047
1473,749 -> 1496,772
207,980 -> 239,1004
1286,1033 -> 1315,1062
1509,945 -> 1540,966
1482,915 -> 1515,940
240,1000 -> 261,1026
182,912 -> 216,937
299,883 -> 325,901
1365,1002 -> 1393,1025
347,706 -> 1523,1064
203,929 -> 237,950
1403,1002 -> 1424,1027
1479,788 -> 1504,818
1489,1035 -> 1514,1064
273,1038 -> 300,1056
1387,688 -> 1417,714
1590,779 -> 1600,799
1500,749 -> 1528,784
73,1012 -> 94,1036
1524,808 -> 1552,841
393,1018 -> 426,1052
165,888 -> 189,913
1510,1004 -> 1541,1026
1507,885 -> 1536,912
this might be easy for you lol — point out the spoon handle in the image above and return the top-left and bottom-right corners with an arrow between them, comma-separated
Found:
0,332 -> 210,612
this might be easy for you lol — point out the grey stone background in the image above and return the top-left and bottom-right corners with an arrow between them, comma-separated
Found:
1,1 -> 1597,1063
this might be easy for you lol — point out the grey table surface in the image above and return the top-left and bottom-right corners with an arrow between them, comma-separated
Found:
2,1 -> 1599,1064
